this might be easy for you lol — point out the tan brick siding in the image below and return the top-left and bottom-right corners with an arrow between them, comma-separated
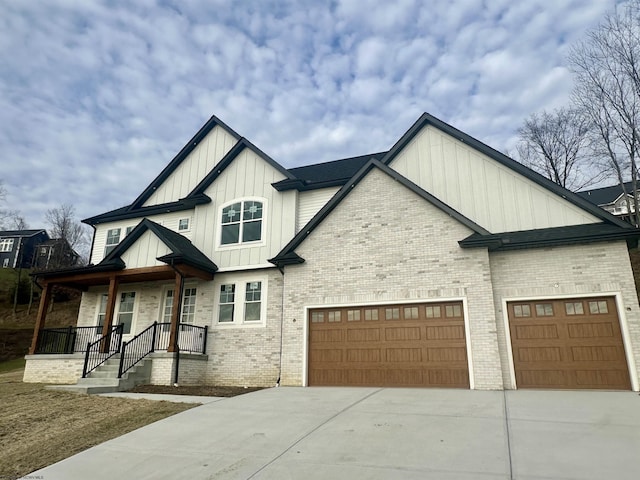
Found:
23,354 -> 84,384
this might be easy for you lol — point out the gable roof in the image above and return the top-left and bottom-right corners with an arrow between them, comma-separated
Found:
577,181 -> 634,206
269,158 -> 489,267
128,115 -> 242,211
460,223 -> 640,251
381,113 -> 634,230
103,219 -> 218,273
0,229 -> 47,238
272,151 -> 387,191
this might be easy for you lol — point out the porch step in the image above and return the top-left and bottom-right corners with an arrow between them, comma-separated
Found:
49,357 -> 153,395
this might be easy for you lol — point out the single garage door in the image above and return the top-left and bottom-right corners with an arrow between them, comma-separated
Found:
508,297 -> 631,390
308,302 -> 469,388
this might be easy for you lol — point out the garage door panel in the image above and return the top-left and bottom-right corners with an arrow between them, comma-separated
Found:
508,297 -> 631,390
309,301 -> 469,388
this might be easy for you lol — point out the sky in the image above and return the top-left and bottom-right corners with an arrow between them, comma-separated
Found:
0,0 -> 626,233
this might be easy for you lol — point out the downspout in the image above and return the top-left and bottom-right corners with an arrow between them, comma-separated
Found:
167,261 -> 184,386
276,265 -> 285,387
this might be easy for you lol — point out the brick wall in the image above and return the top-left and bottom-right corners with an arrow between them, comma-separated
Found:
23,354 -> 84,384
280,168 -> 504,389
490,241 -> 640,388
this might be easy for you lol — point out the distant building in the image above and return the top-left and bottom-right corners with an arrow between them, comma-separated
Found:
577,181 -> 637,223
32,238 -> 81,271
0,229 -> 49,269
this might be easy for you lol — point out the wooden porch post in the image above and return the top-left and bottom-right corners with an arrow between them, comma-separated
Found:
28,282 -> 53,354
100,275 -> 119,353
167,271 -> 184,353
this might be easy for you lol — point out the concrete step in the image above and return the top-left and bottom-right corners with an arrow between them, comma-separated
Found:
77,377 -> 120,387
46,384 -> 120,394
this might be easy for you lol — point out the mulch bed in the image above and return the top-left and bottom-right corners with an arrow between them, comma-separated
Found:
129,384 -> 265,397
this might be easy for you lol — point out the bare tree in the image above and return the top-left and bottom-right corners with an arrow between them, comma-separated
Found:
0,181 -> 26,230
569,1 -> 640,225
44,203 -> 89,267
516,108 -> 603,191
9,215 -> 28,230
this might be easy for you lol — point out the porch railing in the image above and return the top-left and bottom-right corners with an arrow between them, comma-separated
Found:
118,322 -> 158,378
35,326 -> 103,354
118,322 -> 208,377
82,324 -> 123,378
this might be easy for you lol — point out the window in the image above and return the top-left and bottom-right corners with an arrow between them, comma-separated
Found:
244,282 -> 262,322
404,307 -> 419,319
364,309 -> 378,321
178,218 -> 190,231
311,311 -> 324,323
513,304 -> 531,318
385,308 -> 400,320
589,300 -> 609,314
221,200 -> 263,245
426,306 -> 441,318
0,239 -> 14,252
104,228 -> 121,256
216,280 -> 266,325
125,226 -> 135,236
218,284 -> 235,323
347,310 -> 361,322
328,310 -> 341,322
40,247 -> 48,256
96,294 -> 108,329
565,302 -> 584,315
445,305 -> 462,317
161,287 -> 198,324
2,258 -> 9,268
117,292 -> 136,334
535,303 -> 554,316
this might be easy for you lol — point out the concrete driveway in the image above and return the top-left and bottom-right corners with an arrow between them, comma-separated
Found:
30,387 -> 640,479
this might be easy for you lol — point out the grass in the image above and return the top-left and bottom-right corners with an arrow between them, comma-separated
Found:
0,369 -> 196,479
0,357 -> 25,373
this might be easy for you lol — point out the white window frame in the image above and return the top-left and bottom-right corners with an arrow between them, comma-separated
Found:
217,198 -> 267,249
213,274 -> 267,327
160,284 -> 198,324
2,258 -> 9,268
178,217 -> 191,232
0,239 -> 14,252
94,290 -> 138,336
104,228 -> 121,256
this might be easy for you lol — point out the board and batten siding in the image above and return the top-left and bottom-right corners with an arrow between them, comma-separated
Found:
143,125 -> 238,207
389,125 -> 601,233
90,211 -> 195,265
296,187 -> 340,233
192,147 -> 296,270
118,230 -> 172,268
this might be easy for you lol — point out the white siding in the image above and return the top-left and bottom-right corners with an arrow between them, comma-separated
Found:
119,230 -> 171,268
143,125 -> 238,207
91,211 -> 195,265
296,187 -> 340,232
390,126 -> 601,233
192,148 -> 296,269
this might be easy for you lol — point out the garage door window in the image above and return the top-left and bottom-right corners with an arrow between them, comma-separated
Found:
445,305 -> 462,317
328,311 -> 341,322
347,310 -> 361,321
426,306 -> 441,318
385,308 -> 400,320
404,307 -> 419,319
311,312 -> 324,323
513,304 -> 531,317
565,302 -> 584,315
364,309 -> 378,321
535,303 -> 554,316
589,301 -> 609,314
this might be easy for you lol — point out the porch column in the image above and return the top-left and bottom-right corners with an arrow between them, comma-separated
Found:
28,282 -> 53,354
100,275 -> 119,353
167,271 -> 184,353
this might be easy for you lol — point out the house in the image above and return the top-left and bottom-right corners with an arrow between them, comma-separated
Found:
32,238 -> 81,271
0,229 -> 49,269
578,181 -> 638,222
23,113 -> 640,392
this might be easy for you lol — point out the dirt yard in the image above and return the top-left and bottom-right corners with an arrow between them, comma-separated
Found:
0,368 -> 195,479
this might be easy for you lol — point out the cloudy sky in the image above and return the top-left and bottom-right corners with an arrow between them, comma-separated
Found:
0,0 -> 624,231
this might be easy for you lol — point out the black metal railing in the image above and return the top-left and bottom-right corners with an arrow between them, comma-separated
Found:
118,322 -> 158,378
35,326 -> 103,354
177,324 -> 208,354
82,324 -> 123,378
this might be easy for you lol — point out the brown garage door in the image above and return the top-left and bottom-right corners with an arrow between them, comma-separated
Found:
308,302 -> 469,388
508,297 -> 631,390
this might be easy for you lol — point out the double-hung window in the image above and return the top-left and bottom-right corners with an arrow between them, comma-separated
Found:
161,287 -> 198,324
221,200 -> 263,245
0,239 -> 14,252
95,291 -> 136,335
216,280 -> 264,325
104,228 -> 121,256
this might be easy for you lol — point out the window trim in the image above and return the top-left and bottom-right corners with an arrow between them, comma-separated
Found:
160,284 -> 198,324
104,228 -> 121,257
213,275 -> 267,327
178,217 -> 191,232
0,238 -> 15,252
217,197 -> 267,249
94,289 -> 138,336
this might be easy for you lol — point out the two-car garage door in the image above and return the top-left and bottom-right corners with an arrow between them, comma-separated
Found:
308,302 -> 469,388
508,297 -> 631,390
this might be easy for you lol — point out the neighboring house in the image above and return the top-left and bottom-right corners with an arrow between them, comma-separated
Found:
578,181 -> 638,222
24,113 -> 640,392
32,238 -> 81,271
0,229 -> 49,269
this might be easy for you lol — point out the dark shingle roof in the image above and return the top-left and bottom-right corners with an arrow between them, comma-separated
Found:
459,223 -> 640,251
577,182 -> 633,206
0,229 -> 46,237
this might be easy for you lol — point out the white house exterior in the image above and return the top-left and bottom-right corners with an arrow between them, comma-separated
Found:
24,113 -> 640,392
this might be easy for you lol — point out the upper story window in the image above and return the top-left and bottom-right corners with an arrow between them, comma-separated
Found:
178,218 -> 190,231
0,239 -> 14,252
221,200 -> 263,245
105,228 -> 121,256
